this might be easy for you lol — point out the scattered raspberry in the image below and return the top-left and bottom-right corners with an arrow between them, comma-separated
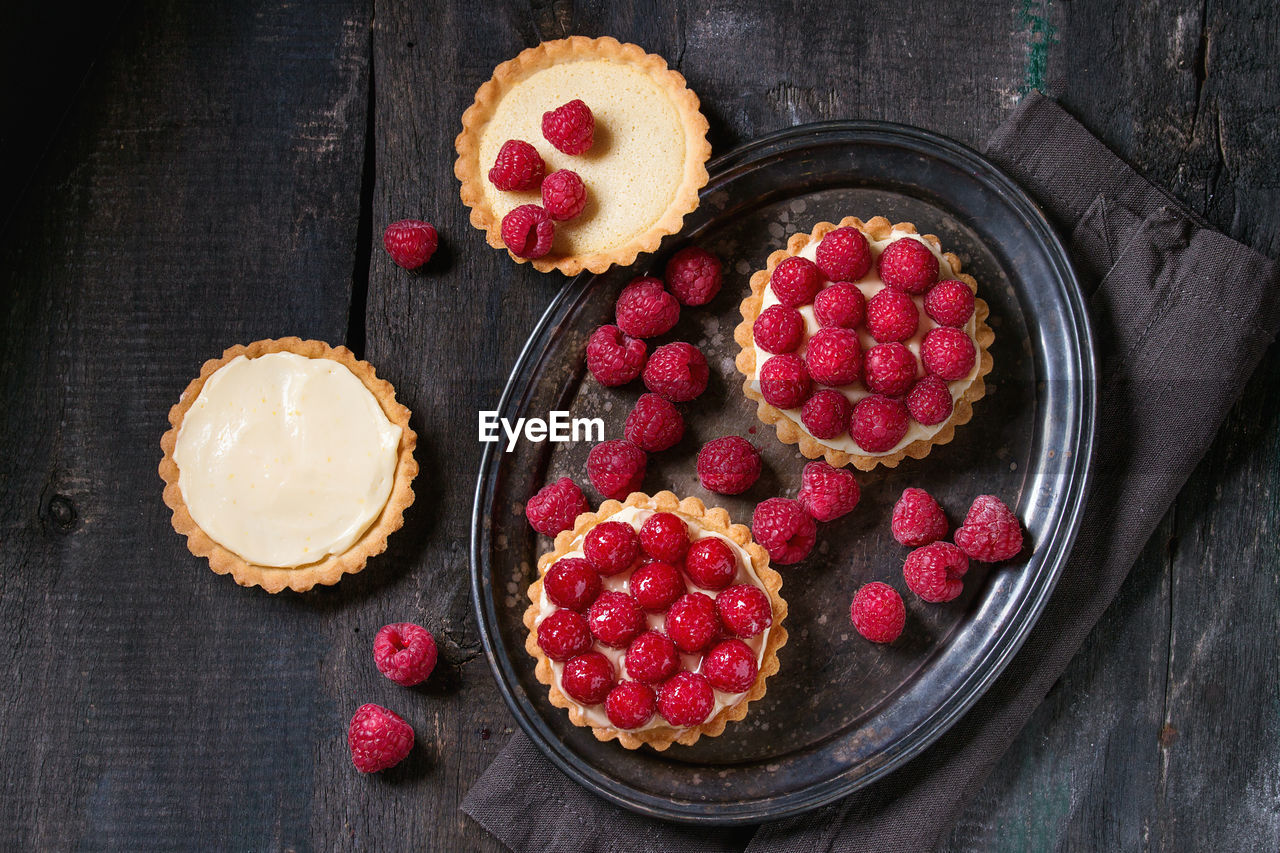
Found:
624,393 -> 684,452
769,256 -> 823,307
906,376 -> 954,426
639,512 -> 690,563
624,630 -> 680,683
891,487 -> 948,547
373,622 -> 438,686
924,279 -> 975,327
665,246 -> 723,306
866,288 -> 920,343
752,498 -> 817,565
585,324 -> 646,387
561,651 -> 614,705
383,220 -> 438,270
702,639 -> 759,693
643,342 -> 709,402
582,519 -> 641,574
716,584 -> 773,638
542,99 -> 594,154
863,342 -> 919,396
758,353 -> 812,409
500,204 -> 555,259
696,436 -> 761,495
658,671 -> 715,727
814,283 -> 867,329
921,326 -> 976,381
615,277 -> 680,339
348,703 -> 414,773
540,169 -> 587,221
801,389 -> 853,440
903,541 -> 969,603
850,582 -> 906,643
525,477 -> 590,537
815,226 -> 873,282
586,440 -> 647,501
488,139 -> 545,191
665,592 -> 721,653
805,327 -> 863,386
797,461 -> 861,522
851,394 -> 909,453
629,561 -> 685,613
536,609 -> 592,660
753,304 -> 806,354
684,537 -> 738,591
543,557 -> 602,611
605,681 -> 657,729
954,495 -> 1024,562
878,237 -> 939,294
587,590 -> 644,648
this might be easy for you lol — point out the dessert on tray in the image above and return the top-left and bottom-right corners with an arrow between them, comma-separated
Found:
159,338 -> 418,593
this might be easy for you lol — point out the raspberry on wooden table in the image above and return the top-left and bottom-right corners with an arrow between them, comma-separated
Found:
586,324 -> 647,387
801,389 -> 853,440
586,440 -> 647,500
561,651 -> 614,705
715,583 -> 772,638
543,557 -> 601,611
536,609 -> 593,660
605,681 -> 657,729
500,204 -> 555,259
769,256 -> 823,307
805,327 -> 863,386
624,393 -> 685,452
684,537 -> 738,591
813,282 -> 867,329
851,394 -> 910,453
587,590 -> 644,648
624,630 -> 680,684
797,461 -> 861,522
657,671 -> 715,727
348,703 -> 414,773
863,342 -> 918,396
924,279 -> 975,327
921,326 -> 976,381
866,288 -> 920,343
753,304 -> 806,354
582,519 -> 641,575
643,342 -> 709,402
639,512 -> 690,563
665,592 -> 721,653
954,495 -> 1024,562
850,582 -> 906,643
891,487 -> 948,547
542,99 -> 594,154
615,277 -> 680,339
702,639 -> 759,693
541,169 -> 587,221
903,541 -> 969,603
751,498 -> 817,565
382,220 -> 437,270
877,237 -> 939,294
815,226 -> 873,282
525,476 -> 589,537
373,622 -> 438,687
906,375 -> 954,426
665,246 -> 723,306
488,139 -> 545,191
629,561 -> 685,613
758,353 -> 812,410
696,436 -> 762,495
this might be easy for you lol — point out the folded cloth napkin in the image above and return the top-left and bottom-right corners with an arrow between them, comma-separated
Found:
463,91 -> 1280,852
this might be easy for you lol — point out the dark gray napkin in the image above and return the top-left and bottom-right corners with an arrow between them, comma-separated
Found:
462,92 -> 1280,852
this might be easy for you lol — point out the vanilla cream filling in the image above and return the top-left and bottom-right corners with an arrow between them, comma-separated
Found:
535,506 -> 770,732
173,352 -> 402,568
749,229 -> 981,456
479,60 -> 688,257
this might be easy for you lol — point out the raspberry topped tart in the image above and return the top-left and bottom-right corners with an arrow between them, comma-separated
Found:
159,338 -> 418,593
455,36 -> 711,275
734,216 -> 994,470
524,491 -> 787,750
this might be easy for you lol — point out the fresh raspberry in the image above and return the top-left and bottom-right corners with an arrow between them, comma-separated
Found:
629,561 -> 685,613
348,703 -> 414,773
924,279 -> 975,327
665,246 -> 723,307
850,582 -> 906,643
541,99 -> 594,155
753,304 -> 805,354
658,672 -> 715,727
805,327 -> 862,386
643,342 -> 709,402
769,256 -> 823,307
797,461 -> 861,522
582,519 -> 641,574
814,283 -> 867,329
639,512 -> 690,563
801,390 -> 853,440
752,498 -> 817,565
586,325 -> 646,387
716,584 -> 773,638
814,226 -> 872,281
587,590 -> 644,648
665,592 -> 721,653
891,487 -> 948,547
921,327 -> 976,381
586,440 -> 647,501
624,393 -> 684,452
954,495 -> 1025,562
851,394 -> 909,453
615,277 -> 680,339
878,237 -> 939,294
866,288 -> 920,343
488,139 -> 545,191
702,639 -> 759,693
383,220 -> 438,270
605,681 -> 657,729
500,204 -> 555,259
373,622 -> 438,686
758,353 -> 812,409
906,376 -> 954,426
903,541 -> 969,603
696,436 -> 761,495
540,169 -> 587,221
543,557 -> 602,611
863,342 -> 919,396
684,537 -> 739,591
525,476 -> 590,537
536,609 -> 592,661
624,631 -> 680,683
561,651 -> 614,705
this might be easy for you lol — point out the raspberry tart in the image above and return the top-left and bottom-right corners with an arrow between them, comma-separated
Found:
524,491 -> 787,750
734,216 -> 994,470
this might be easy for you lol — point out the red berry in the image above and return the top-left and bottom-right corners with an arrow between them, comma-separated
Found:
801,389 -> 853,440
586,440 -> 647,501
562,651 -> 614,704
863,342 -> 919,396
716,583 -> 773,638
924,279 -> 975,327
624,630 -> 680,683
684,537 -> 739,591
488,139 -> 545,191
543,557 -> 601,611
373,622 -> 438,686
586,324 -> 646,387
348,703 -> 414,772
500,203 -> 555,259
665,247 -> 723,306
805,327 -> 863,386
605,681 -> 657,729
813,283 -> 867,328
537,609 -> 592,661
582,519 -> 641,575
878,237 -> 939,294
906,376 -> 954,426
702,639 -> 759,693
541,99 -> 594,154
866,288 -> 919,343
891,487 -> 948,547
850,582 -> 906,643
769,256 -> 823,307
696,436 -> 762,495
954,495 -> 1024,562
639,512 -> 690,563
903,541 -> 969,603
797,461 -> 860,522
751,498 -> 817,565
616,277 -> 680,339
851,394 -> 909,453
624,393 -> 685,452
758,353 -> 812,409
921,327 -> 976,381
657,671 -> 715,727
815,226 -> 873,281
665,592 -> 721,653
753,304 -> 806,354
643,342 -> 709,402
383,220 -> 438,270
541,169 -> 587,221
525,477 -> 590,537
587,590 -> 644,648
629,562 -> 685,613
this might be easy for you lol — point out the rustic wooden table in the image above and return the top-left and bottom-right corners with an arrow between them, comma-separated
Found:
2,1 -> 1277,849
